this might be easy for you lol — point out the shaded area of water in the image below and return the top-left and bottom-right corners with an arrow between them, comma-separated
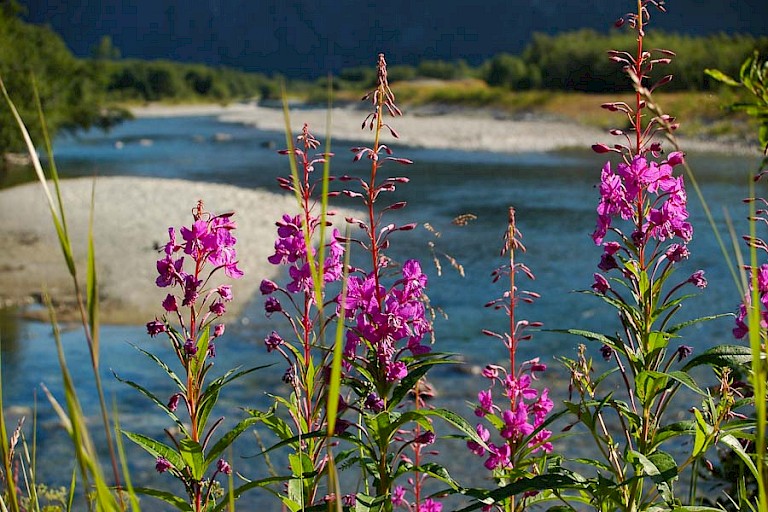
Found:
0,115 -> 762,508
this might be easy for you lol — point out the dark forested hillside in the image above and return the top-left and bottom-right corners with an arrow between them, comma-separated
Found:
19,0 -> 768,78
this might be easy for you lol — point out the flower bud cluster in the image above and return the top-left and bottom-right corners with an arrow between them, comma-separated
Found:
467,360 -> 554,470
266,214 -> 344,296
146,203 -> 242,359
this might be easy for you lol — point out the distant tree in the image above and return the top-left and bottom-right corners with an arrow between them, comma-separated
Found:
483,53 -> 536,90
388,65 -> 417,82
0,4 -> 121,155
92,35 -> 121,60
417,59 -> 470,80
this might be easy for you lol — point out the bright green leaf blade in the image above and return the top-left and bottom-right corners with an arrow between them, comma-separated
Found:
133,487 -> 193,511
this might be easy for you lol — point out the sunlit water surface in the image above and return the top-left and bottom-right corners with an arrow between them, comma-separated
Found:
1,115 -> 762,508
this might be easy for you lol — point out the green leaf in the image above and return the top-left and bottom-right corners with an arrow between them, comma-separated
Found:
669,507 -> 731,512
422,408 -> 491,450
416,462 -> 460,490
389,356 -> 454,408
667,370 -> 705,396
720,433 -> 759,479
132,345 -> 186,391
653,421 -> 695,449
555,328 -> 617,346
179,437 -> 205,480
682,345 -> 753,371
667,313 -> 730,335
86,180 -> 99,359
211,475 -> 296,512
635,370 -> 669,405
647,331 -> 670,353
257,409 -> 295,443
132,487 -> 193,511
123,431 -> 185,471
113,371 -> 188,436
452,473 -> 583,512
189,324 -> 210,377
704,68 -> 741,86
626,450 -> 677,503
205,416 -> 262,468
196,389 -> 219,441
692,409 -> 709,457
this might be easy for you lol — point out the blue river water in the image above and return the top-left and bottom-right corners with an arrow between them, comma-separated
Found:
0,114 -> 762,507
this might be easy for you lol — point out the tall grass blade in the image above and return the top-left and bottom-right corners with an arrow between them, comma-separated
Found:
746,178 -> 768,507
43,296 -> 120,511
0,347 -> 20,512
5,72 -> 124,506
0,76 -> 75,275
87,180 -> 100,359
112,402 -> 141,512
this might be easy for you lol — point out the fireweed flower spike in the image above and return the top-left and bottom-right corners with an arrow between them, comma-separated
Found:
333,53 -> 457,512
559,2 -> 734,510
467,208 -> 553,510
123,201 -> 259,512
256,124 -> 348,509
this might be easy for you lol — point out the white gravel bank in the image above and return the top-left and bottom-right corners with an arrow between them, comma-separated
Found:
0,176 -> 352,324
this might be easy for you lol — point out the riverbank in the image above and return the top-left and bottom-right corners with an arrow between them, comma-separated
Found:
132,101 -> 760,156
0,176 -> 355,324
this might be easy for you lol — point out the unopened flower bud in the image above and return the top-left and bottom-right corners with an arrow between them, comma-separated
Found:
282,365 -> 296,384
265,297 -> 282,316
414,431 -> 436,445
162,294 -> 178,312
217,458 -> 232,475
265,331 -> 284,352
676,345 -> 693,362
155,457 -> 172,473
210,301 -> 226,316
259,279 -> 278,295
146,319 -> 166,337
365,393 -> 385,413
167,393 -> 181,412
184,339 -> 197,356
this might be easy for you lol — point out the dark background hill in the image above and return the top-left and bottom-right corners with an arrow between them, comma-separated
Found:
18,0 -> 768,79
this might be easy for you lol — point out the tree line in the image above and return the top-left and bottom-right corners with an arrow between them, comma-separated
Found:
2,0 -> 766,154
336,30 -> 768,93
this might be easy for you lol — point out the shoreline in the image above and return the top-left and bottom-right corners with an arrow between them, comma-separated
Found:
132,101 -> 761,156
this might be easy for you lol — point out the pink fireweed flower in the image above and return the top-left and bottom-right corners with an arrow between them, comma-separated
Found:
475,389 -> 494,417
264,331 -> 284,352
592,273 -> 610,294
733,264 -> 768,338
592,153 -> 691,247
264,296 -> 282,316
391,486 -> 406,507
500,406 -> 534,440
216,458 -> 232,476
484,442 -> 512,471
419,498 -> 443,512
687,270 -> 707,289
340,260 -> 431,384
467,423 -> 491,456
